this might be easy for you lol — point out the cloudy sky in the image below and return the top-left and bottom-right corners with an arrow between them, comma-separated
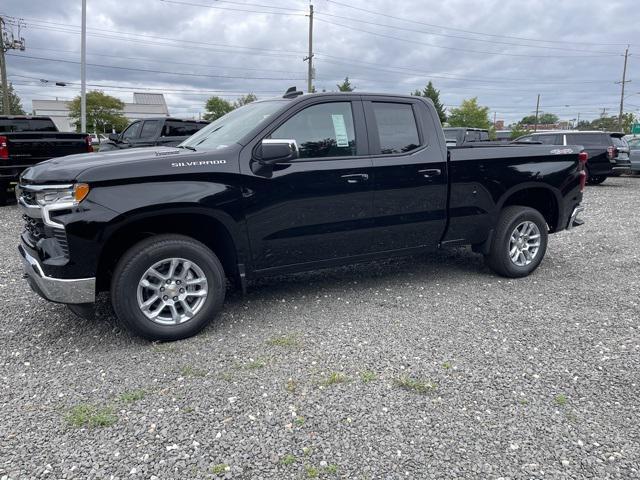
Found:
1,0 -> 638,125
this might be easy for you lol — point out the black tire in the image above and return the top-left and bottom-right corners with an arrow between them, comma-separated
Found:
0,182 -> 8,207
485,206 -> 548,278
588,175 -> 607,185
110,234 -> 226,341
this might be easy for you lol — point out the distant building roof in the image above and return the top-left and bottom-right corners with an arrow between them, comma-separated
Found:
133,92 -> 168,107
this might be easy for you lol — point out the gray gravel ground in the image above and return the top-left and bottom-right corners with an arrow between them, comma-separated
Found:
1,177 -> 639,479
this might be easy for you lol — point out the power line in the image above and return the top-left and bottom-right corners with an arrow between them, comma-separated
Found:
158,0 -> 303,14
323,0 -> 631,47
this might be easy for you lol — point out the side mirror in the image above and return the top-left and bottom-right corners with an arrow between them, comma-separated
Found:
259,139 -> 299,164
108,133 -> 120,142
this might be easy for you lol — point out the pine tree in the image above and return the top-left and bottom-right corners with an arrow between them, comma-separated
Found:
412,82 -> 446,124
336,77 -> 355,92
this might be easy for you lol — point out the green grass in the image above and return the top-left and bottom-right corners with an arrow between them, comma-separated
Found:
442,361 -> 452,370
305,466 -> 319,478
360,370 -> 376,383
280,454 -> 296,466
302,446 -> 312,456
285,378 -> 297,393
119,389 -> 146,403
66,404 -> 117,428
322,372 -> 348,386
294,416 -> 305,426
395,376 -> 437,394
325,464 -> 338,474
555,394 -> 568,406
181,365 -> 207,378
210,464 -> 228,475
518,398 -> 529,406
266,335 -> 300,348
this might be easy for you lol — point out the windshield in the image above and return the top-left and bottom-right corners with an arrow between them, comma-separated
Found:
180,100 -> 287,151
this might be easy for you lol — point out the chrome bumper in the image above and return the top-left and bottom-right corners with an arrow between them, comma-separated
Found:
567,205 -> 585,230
19,244 -> 95,304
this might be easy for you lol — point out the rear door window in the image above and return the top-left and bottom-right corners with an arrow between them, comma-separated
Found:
535,134 -> 561,145
371,102 -> 420,154
163,120 -> 207,137
566,133 -> 605,146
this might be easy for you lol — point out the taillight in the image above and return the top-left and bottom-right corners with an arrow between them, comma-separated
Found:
0,135 -> 8,159
607,146 -> 617,160
85,135 -> 93,153
578,151 -> 588,192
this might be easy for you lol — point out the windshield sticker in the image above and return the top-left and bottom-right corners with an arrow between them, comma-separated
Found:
331,114 -> 350,147
171,160 -> 227,167
550,148 -> 574,155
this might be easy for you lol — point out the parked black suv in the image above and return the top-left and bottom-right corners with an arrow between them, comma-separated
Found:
99,117 -> 208,151
17,91 -> 586,341
515,131 -> 631,184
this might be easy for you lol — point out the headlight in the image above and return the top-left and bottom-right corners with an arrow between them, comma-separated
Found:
35,183 -> 90,206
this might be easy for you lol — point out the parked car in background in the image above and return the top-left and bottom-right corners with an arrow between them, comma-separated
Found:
443,127 -> 490,147
0,116 -> 92,205
624,135 -> 640,172
515,131 -> 631,184
99,117 -> 209,151
88,133 -> 101,146
17,91 -> 587,340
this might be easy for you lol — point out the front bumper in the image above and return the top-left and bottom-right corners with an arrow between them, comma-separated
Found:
566,205 -> 585,230
19,243 -> 95,304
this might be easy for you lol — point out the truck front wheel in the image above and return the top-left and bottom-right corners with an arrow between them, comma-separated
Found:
485,206 -> 548,278
111,234 -> 226,341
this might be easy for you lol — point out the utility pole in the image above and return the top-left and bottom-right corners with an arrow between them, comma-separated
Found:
0,16 -> 26,115
493,111 -> 496,128
80,0 -> 87,132
304,4 -> 314,93
534,94 -> 540,132
617,45 -> 630,131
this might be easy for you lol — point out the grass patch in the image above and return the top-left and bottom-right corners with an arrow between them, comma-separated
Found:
66,404 -> 117,428
302,446 -> 312,456
518,398 -> 529,406
305,466 -> 319,478
119,389 -> 146,403
555,394 -> 568,406
360,370 -> 376,383
266,335 -> 300,348
210,464 -> 229,475
294,416 -> 305,426
181,365 -> 207,378
285,378 -> 297,393
280,454 -> 296,466
442,361 -> 452,370
395,376 -> 437,394
325,464 -> 338,474
322,372 -> 348,387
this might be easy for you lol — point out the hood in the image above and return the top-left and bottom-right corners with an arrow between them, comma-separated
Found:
20,146 -> 240,184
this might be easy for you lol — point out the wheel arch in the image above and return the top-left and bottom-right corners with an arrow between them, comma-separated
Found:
496,183 -> 563,232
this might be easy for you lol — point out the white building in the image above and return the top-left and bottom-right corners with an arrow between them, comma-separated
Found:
32,92 -> 170,132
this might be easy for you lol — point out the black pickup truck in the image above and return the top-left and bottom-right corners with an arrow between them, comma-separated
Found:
99,117 -> 208,151
16,90 -> 586,340
1,116 -> 92,205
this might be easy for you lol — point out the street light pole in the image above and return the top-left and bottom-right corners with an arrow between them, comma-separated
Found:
80,0 -> 87,132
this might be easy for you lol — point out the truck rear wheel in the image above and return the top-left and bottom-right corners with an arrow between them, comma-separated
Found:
110,234 -> 226,341
485,206 -> 548,278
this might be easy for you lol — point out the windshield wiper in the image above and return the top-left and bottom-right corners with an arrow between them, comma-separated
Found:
177,145 -> 197,151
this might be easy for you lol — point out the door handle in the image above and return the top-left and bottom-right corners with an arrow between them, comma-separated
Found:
341,173 -> 369,184
418,168 -> 442,178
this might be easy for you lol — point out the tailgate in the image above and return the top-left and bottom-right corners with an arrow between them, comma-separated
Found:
6,133 -> 88,165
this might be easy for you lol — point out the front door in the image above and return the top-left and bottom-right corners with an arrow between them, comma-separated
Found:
241,99 -> 375,271
364,98 -> 448,251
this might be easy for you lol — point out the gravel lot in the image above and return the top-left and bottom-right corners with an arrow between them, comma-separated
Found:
1,177 -> 639,479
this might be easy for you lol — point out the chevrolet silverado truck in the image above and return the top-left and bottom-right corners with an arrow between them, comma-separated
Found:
1,116 -> 92,205
16,90 -> 587,341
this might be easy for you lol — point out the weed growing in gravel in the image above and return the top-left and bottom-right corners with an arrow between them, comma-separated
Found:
285,378 -> 297,393
395,376 -> 437,394
360,370 -> 376,383
66,404 -> 117,428
266,335 -> 300,348
243,359 -> 266,370
181,365 -> 207,378
294,416 -> 305,426
305,466 -> 319,478
119,389 -> 146,403
210,463 -> 229,475
442,361 -> 452,370
519,398 -> 529,406
280,454 -> 296,466
322,372 -> 349,386
325,464 -> 338,474
555,394 -> 568,406
183,406 -> 195,414
219,372 -> 234,382
303,446 -> 312,456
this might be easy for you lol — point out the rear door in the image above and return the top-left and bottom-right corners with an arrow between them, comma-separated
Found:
130,119 -> 162,148
242,98 -> 376,271
363,97 -> 447,251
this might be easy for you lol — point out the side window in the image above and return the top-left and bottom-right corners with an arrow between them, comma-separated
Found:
566,133 -> 604,146
122,121 -> 142,140
270,102 -> 356,159
140,120 -> 161,138
371,102 -> 420,154
466,130 -> 480,142
479,131 -> 489,141
536,135 -> 560,145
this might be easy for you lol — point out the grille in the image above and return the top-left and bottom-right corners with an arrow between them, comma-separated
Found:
22,214 -> 69,257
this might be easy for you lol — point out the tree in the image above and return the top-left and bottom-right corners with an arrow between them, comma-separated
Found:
336,77 -> 355,92
68,90 -> 128,133
447,97 -> 491,129
204,96 -> 234,121
411,81 -> 446,123
0,82 -> 26,115
577,113 -> 636,133
234,93 -> 257,108
509,123 -> 528,140
520,113 -> 559,125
